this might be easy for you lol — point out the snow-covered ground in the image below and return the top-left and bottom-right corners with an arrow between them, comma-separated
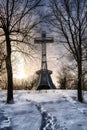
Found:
0,90 -> 87,130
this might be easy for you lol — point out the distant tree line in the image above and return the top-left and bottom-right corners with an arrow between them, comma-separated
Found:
57,65 -> 87,91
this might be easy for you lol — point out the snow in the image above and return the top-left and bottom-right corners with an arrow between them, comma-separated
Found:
0,90 -> 87,130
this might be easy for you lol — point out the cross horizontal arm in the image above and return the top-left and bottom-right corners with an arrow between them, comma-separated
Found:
34,37 -> 54,44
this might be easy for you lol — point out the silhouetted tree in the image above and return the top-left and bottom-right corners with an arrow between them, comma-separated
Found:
46,0 -> 87,102
0,0 -> 42,103
57,66 -> 74,89
29,75 -> 38,89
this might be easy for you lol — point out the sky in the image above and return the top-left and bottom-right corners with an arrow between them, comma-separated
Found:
12,0 -> 70,87
0,0 -> 72,88
12,34 -> 68,86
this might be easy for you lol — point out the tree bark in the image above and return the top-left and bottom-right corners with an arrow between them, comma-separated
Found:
77,21 -> 83,102
77,60 -> 83,102
5,31 -> 13,103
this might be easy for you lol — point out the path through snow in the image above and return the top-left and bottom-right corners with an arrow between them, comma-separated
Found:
36,104 -> 58,130
0,90 -> 87,130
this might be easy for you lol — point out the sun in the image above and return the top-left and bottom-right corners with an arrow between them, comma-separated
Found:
13,68 -> 28,80
15,70 -> 27,79
13,53 -> 28,80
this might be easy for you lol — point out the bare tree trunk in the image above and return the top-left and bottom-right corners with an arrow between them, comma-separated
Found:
77,23 -> 83,102
77,63 -> 83,102
77,47 -> 83,102
5,31 -> 13,103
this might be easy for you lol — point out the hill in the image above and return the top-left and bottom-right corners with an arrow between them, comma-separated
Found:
0,90 -> 87,130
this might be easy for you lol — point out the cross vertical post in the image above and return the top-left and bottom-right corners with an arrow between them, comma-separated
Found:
34,31 -> 56,89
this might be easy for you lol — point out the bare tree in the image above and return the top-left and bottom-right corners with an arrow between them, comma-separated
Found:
57,67 -> 68,89
57,65 -> 76,89
46,0 -> 87,102
0,0 -> 42,103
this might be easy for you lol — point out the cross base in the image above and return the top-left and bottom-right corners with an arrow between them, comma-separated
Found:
36,69 -> 56,90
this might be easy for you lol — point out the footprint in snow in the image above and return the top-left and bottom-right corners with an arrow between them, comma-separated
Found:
36,104 -> 66,130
